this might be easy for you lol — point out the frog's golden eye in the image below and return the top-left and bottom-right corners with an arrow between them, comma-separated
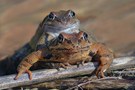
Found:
68,10 -> 75,18
58,34 -> 64,43
48,12 -> 56,20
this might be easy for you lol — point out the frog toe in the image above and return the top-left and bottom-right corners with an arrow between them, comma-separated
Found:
60,63 -> 71,69
14,70 -> 25,80
26,70 -> 32,80
14,69 -> 32,80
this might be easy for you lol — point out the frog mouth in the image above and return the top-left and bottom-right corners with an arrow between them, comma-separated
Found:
55,46 -> 90,53
44,21 -> 80,37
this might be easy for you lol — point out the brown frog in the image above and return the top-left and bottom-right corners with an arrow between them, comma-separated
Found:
14,31 -> 114,80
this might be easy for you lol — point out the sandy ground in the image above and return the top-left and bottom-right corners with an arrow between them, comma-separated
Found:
0,0 -> 135,59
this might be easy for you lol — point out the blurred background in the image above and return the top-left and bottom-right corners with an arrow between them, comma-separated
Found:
0,0 -> 135,59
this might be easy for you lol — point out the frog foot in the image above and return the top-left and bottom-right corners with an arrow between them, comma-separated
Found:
14,69 -> 32,80
77,61 -> 85,67
60,63 -> 72,69
96,65 -> 107,78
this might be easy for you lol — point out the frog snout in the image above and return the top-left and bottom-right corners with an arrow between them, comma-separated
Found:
60,17 -> 71,25
72,43 -> 81,49
73,45 -> 78,48
62,20 -> 68,25
63,21 -> 68,25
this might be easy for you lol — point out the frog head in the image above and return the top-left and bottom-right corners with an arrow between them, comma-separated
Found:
54,31 -> 90,51
42,10 -> 80,37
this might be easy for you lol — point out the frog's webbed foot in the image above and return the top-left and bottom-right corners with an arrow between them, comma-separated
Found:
14,69 -> 32,80
60,63 -> 72,69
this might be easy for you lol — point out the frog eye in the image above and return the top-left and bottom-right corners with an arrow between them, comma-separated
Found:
58,34 -> 64,43
68,10 -> 75,17
83,32 -> 88,40
82,32 -> 88,40
48,12 -> 56,20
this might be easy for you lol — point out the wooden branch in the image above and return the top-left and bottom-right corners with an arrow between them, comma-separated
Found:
0,56 -> 135,89
108,56 -> 135,71
24,77 -> 135,90
67,77 -> 135,90
112,70 -> 135,76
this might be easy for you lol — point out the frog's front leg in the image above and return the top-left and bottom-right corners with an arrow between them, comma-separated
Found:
95,52 -> 114,78
95,56 -> 109,78
89,43 -> 114,78
14,50 -> 44,80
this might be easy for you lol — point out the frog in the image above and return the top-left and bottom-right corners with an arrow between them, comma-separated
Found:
30,9 -> 80,49
14,31 -> 114,80
9,10 -> 80,73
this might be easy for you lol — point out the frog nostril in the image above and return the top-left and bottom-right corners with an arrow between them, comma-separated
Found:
76,46 -> 79,48
62,21 -> 68,25
59,18 -> 67,25
63,18 -> 68,24
73,45 -> 80,49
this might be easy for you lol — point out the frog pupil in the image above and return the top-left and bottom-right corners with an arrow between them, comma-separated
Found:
58,34 -> 64,43
48,12 -> 55,20
69,11 -> 75,17
83,32 -> 88,40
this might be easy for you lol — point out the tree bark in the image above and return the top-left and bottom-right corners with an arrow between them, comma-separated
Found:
0,56 -> 135,89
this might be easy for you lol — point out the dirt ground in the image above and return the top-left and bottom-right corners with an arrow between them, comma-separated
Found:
0,0 -> 135,59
